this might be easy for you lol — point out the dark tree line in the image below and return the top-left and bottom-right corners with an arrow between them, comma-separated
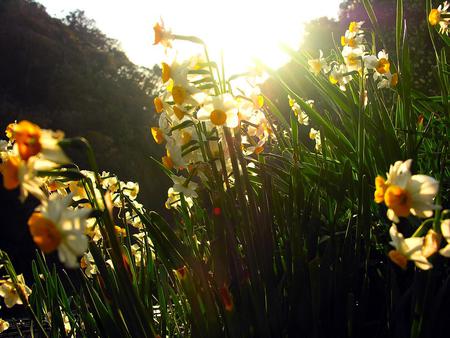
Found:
0,0 -> 168,214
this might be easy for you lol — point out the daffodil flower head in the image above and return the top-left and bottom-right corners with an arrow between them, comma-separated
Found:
153,18 -> 173,49
0,274 -> 32,308
28,194 -> 90,268
375,160 -> 440,223
197,94 -> 239,128
308,50 -> 330,75
388,224 -> 432,270
429,2 -> 450,26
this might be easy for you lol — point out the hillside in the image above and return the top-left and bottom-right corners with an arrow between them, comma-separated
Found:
0,0 -> 169,213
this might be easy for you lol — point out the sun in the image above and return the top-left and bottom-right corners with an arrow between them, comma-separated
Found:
37,0 -> 340,74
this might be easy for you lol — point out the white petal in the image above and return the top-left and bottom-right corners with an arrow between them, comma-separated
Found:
441,219 -> 450,241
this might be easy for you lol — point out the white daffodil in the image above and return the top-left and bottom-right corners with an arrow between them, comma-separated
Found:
11,120 -> 70,164
170,174 -> 198,198
153,18 -> 173,49
439,219 -> 450,257
342,46 -> 364,72
28,194 -> 90,268
376,71 -> 398,89
341,29 -> 365,49
388,224 -> 432,270
289,97 -> 311,126
363,50 -> 391,78
429,2 -> 450,34
347,21 -> 365,34
165,187 -> 194,209
309,128 -> 322,152
197,94 -> 239,128
379,160 -> 440,223
308,50 -> 330,75
329,64 -> 352,91
80,251 -> 98,278
121,181 -> 139,200
0,274 -> 32,308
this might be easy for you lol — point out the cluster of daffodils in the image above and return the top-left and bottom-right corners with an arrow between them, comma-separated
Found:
1,121 -> 149,272
288,96 -> 324,153
373,160 -> 448,270
308,21 -> 398,90
152,20 -> 274,208
429,1 -> 450,35
0,121 -> 90,268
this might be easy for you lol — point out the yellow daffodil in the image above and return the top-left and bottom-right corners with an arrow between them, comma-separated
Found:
388,224 -> 432,270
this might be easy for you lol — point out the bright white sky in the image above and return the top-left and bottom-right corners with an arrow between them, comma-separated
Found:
36,0 -> 341,74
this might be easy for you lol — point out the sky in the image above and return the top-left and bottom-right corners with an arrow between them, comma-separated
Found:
36,0 -> 342,74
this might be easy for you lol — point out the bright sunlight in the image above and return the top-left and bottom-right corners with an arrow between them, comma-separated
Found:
38,0 -> 341,73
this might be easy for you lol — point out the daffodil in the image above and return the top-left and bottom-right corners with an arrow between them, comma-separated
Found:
11,121 -> 70,164
197,94 -> 239,128
289,97 -> 311,126
0,154 -> 46,202
342,46 -> 364,72
28,194 -> 90,268
429,2 -> 450,34
80,251 -> 98,278
347,21 -> 365,34
439,219 -> 450,257
171,174 -> 198,198
376,72 -> 398,89
329,64 -> 352,91
0,317 -> 9,333
388,224 -> 432,270
153,18 -> 173,49
308,50 -> 330,75
374,160 -> 440,223
309,128 -> 322,152
165,187 -> 194,209
0,274 -> 32,308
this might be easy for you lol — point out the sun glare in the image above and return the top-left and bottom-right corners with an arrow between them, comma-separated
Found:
39,0 -> 340,74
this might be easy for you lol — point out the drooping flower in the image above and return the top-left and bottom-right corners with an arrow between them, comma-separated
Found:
374,160 -> 440,223
28,194 -> 90,268
388,224 -> 432,270
0,274 -> 32,308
